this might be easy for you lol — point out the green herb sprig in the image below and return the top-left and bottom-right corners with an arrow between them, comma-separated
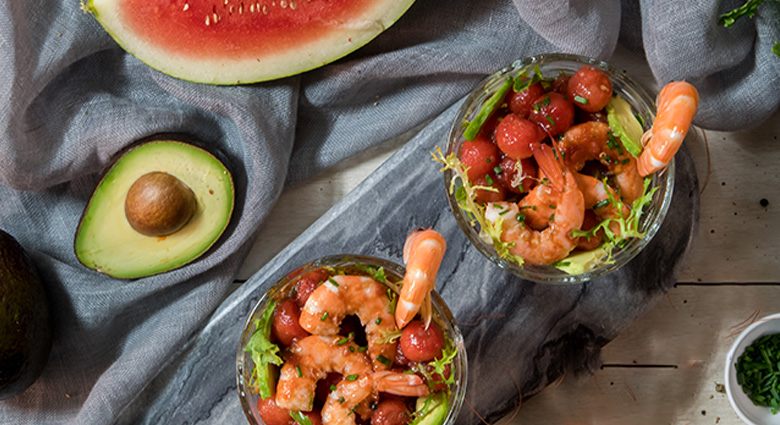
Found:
718,0 -> 780,57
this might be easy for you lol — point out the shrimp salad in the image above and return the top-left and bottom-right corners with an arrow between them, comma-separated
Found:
241,253 -> 462,425
436,60 -> 698,274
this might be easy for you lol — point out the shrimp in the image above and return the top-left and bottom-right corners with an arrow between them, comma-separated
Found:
276,335 -> 428,425
638,81 -> 699,176
395,229 -> 446,330
573,173 -> 630,238
558,121 -> 644,204
299,275 -> 396,371
485,144 -> 584,266
276,335 -> 373,412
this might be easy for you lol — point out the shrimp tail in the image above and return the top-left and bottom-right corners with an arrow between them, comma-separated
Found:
532,143 -> 565,191
372,371 -> 429,397
396,229 -> 446,329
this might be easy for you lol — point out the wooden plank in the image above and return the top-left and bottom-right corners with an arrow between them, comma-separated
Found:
503,285 -> 780,424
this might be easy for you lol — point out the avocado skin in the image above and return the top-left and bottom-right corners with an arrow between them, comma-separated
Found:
0,229 -> 52,400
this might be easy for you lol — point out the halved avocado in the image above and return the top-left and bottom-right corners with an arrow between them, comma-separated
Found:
74,139 -> 234,279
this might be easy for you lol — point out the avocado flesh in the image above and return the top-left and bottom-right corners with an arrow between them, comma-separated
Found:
74,140 -> 234,279
0,230 -> 52,400
606,95 -> 645,158
415,392 -> 449,425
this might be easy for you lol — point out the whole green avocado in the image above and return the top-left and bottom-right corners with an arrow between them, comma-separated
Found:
0,229 -> 52,400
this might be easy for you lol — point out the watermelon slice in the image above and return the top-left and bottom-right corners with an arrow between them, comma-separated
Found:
84,0 -> 416,84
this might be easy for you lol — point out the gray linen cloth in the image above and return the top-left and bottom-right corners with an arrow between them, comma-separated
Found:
0,0 -> 776,423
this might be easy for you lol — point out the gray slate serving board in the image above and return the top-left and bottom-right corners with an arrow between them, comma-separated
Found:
117,101 -> 699,424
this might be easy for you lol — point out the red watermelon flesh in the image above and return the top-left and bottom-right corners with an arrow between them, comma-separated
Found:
86,0 -> 416,84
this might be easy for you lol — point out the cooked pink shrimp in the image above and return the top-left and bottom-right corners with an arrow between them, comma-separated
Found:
299,275 -> 396,370
276,335 -> 428,425
396,229 -> 446,330
322,370 -> 428,425
485,144 -> 585,266
276,335 -> 373,412
638,81 -> 699,176
573,173 -> 630,237
558,121 -> 643,204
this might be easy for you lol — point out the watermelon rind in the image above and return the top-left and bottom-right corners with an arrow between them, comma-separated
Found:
84,0 -> 417,85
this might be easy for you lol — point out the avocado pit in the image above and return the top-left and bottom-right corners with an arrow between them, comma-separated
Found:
124,171 -> 197,236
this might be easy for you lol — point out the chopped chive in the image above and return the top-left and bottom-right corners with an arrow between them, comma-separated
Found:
539,94 -> 551,106
358,346 -> 367,352
337,333 -> 353,345
321,312 -> 329,321
574,95 -> 588,105
349,346 -> 355,352
515,212 -> 526,225
328,277 -> 339,287
375,317 -> 382,325
296,365 -> 302,377
553,261 -> 572,267
330,384 -> 337,391
498,208 -> 509,216
486,157 -> 492,163
377,355 -> 391,367
545,114 -> 555,125
338,397 -> 345,404
549,213 -> 555,222
594,199 -> 610,209
607,132 -> 624,155
622,158 -> 630,164
485,175 -> 494,185
494,166 -> 503,174
346,374 -> 359,381
548,204 -> 556,209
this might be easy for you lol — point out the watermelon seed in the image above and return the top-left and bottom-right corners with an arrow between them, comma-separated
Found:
205,15 -> 210,25
262,4 -> 268,13
280,0 -> 287,8
182,2 -> 189,11
290,0 -> 296,9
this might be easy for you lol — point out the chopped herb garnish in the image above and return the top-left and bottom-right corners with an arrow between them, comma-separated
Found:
622,158 -> 630,165
486,157 -> 492,163
545,114 -> 555,125
289,411 -> 314,425
574,95 -> 589,105
549,213 -> 555,222
358,346 -> 367,352
296,365 -> 302,377
735,332 -> 780,413
337,333 -> 353,345
498,208 -> 509,216
377,354 -> 392,367
494,166 -> 503,174
330,384 -> 337,391
320,312 -> 329,321
593,199 -> 610,210
349,346 -> 355,352
375,317 -> 382,325
515,212 -> 526,224
539,94 -> 551,106
485,175 -> 494,185
346,374 -> 359,381
327,277 -> 339,287
338,397 -> 345,404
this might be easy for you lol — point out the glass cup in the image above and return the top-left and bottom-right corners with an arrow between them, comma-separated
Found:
444,53 -> 674,284
236,254 -> 468,424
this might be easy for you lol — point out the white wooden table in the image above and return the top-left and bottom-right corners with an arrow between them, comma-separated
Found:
236,49 -> 780,424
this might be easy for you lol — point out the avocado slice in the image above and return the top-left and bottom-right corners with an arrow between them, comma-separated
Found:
554,246 -> 608,275
606,95 -> 645,158
0,230 -> 52,400
414,392 -> 449,425
74,139 -> 234,279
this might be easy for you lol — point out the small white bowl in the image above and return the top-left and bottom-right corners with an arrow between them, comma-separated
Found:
725,313 -> 780,425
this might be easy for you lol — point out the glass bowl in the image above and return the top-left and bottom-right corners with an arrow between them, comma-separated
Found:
444,53 -> 674,284
236,254 -> 468,425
